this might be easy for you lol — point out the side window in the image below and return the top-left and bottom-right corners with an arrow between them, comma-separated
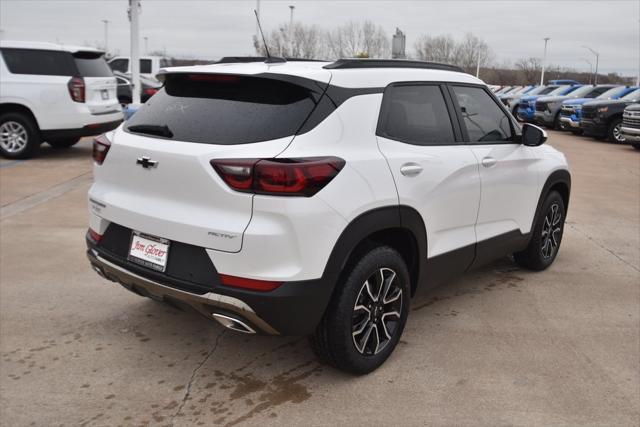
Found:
451,85 -> 513,143
140,59 -> 152,74
1,48 -> 76,76
109,59 -> 128,73
377,84 -> 456,145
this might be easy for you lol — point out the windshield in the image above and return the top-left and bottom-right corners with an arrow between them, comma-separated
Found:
597,86 -> 627,100
546,86 -> 568,95
621,89 -> 640,101
567,85 -> 595,98
538,86 -> 558,95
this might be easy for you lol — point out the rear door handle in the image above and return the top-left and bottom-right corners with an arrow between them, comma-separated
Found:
400,163 -> 423,177
481,157 -> 497,168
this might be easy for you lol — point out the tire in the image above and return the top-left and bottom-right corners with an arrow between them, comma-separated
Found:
309,245 -> 411,375
48,137 -> 81,149
607,118 -> 625,143
119,97 -> 132,108
552,113 -> 562,130
514,191 -> 566,271
570,129 -> 583,136
0,112 -> 40,159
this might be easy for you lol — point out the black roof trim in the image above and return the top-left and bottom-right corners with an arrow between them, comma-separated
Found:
323,59 -> 465,73
215,56 -> 327,64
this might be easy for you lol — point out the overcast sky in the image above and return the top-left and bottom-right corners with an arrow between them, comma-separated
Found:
1,0 -> 638,76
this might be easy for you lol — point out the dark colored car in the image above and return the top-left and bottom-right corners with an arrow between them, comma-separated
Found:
621,104 -> 640,149
559,86 -> 634,134
114,71 -> 161,105
581,88 -> 640,143
534,85 -> 613,130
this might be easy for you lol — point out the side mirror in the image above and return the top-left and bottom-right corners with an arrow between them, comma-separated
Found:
521,123 -> 547,146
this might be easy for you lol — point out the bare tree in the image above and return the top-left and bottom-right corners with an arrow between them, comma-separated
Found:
413,32 -> 493,73
326,21 -> 389,58
454,33 -> 494,72
414,35 -> 458,64
254,23 -> 327,59
515,57 -> 542,84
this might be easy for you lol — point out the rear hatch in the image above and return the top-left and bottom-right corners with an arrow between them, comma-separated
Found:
91,69 -> 331,253
73,51 -> 119,114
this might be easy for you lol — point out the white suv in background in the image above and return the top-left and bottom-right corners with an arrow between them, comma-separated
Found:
108,55 -> 169,80
0,41 -> 123,159
86,58 -> 571,374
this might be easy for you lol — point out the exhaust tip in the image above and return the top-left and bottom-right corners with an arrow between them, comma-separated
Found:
212,313 -> 256,334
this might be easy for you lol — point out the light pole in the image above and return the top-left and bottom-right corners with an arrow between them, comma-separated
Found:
101,19 -> 109,53
143,36 -> 148,55
581,58 -> 593,84
288,5 -> 295,57
540,37 -> 550,86
128,0 -> 141,104
582,45 -> 599,85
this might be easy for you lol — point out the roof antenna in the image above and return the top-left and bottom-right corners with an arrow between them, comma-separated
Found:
254,9 -> 285,64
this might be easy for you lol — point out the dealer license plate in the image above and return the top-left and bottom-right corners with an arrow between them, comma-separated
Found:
127,231 -> 170,272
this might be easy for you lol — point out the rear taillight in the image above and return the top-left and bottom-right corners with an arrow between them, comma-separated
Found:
68,76 -> 85,102
87,228 -> 102,243
211,157 -> 345,197
219,274 -> 282,292
93,133 -> 111,165
144,88 -> 158,96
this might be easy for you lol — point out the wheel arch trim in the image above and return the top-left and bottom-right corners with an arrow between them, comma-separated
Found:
321,205 -> 428,297
532,169 -> 571,232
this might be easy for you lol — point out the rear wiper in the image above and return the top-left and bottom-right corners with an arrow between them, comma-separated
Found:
128,124 -> 173,138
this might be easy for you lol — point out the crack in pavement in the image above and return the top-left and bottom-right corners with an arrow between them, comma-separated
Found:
170,328 -> 226,427
568,223 -> 640,273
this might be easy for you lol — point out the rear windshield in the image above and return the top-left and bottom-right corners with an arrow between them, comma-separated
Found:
73,51 -> 113,77
125,74 -> 318,145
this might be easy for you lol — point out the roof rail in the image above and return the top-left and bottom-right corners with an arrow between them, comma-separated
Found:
323,59 -> 465,73
215,56 -> 327,64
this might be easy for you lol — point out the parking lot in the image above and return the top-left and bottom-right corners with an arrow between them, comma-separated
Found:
0,131 -> 638,426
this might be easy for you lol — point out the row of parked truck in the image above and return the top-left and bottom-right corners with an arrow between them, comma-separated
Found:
491,81 -> 640,149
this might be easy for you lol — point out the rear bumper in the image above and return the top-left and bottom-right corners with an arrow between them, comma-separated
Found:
41,120 -> 122,141
621,126 -> 640,143
86,232 -> 334,336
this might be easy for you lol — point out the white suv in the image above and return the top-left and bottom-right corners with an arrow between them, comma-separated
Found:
0,41 -> 123,159
86,59 -> 570,374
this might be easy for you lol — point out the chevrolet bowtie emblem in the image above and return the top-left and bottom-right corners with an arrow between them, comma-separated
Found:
136,156 -> 158,169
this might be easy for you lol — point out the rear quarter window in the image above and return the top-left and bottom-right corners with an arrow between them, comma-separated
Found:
125,74 -> 319,145
1,48 -> 75,76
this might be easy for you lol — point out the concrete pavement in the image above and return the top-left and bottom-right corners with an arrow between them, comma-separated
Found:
0,133 -> 638,426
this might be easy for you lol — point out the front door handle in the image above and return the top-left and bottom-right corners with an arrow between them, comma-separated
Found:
481,157 -> 497,168
400,163 -> 423,177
